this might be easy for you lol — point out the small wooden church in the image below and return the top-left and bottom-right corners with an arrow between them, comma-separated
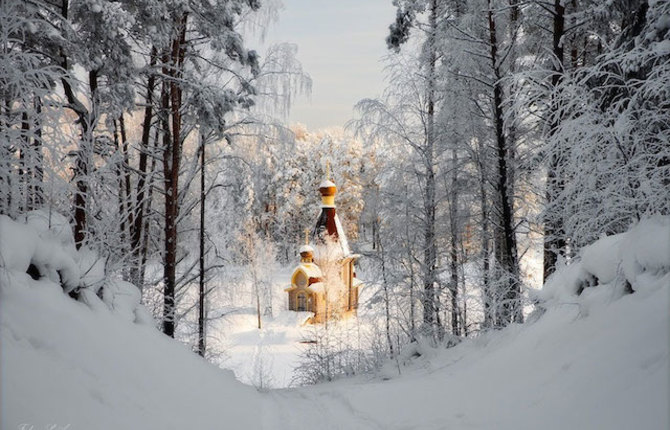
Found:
284,176 -> 362,323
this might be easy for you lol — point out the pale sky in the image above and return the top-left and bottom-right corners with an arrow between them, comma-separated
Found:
252,0 -> 396,130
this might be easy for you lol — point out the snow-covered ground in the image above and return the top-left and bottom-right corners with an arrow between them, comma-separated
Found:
265,286 -> 669,429
211,308 -> 313,388
201,265 -> 314,389
2,215 -> 668,429
208,280 -> 374,388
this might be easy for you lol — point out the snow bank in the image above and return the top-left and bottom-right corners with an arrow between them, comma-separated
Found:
0,214 -> 39,274
2,214 -> 666,429
1,211 -> 80,291
0,212 -> 151,324
102,279 -> 145,323
538,216 -> 670,304
620,216 -> 670,283
266,280 -> 668,429
0,272 -> 261,430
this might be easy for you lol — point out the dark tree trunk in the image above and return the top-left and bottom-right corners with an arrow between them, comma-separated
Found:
543,0 -> 567,282
487,0 -> 522,326
119,114 -> 132,228
72,69 -> 98,250
162,14 -> 188,338
198,134 -> 206,357
19,111 -> 29,212
161,74 -> 177,337
32,97 -> 44,209
113,119 -> 127,248
130,47 -> 158,288
61,0 -> 97,250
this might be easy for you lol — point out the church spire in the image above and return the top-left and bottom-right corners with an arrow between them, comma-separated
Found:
313,161 -> 351,256
299,228 -> 314,263
319,161 -> 337,208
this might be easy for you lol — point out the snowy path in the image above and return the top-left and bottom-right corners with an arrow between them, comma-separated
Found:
262,385 -> 389,430
2,270 -> 667,430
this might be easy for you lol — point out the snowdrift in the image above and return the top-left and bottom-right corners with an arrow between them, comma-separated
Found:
268,284 -> 668,429
538,216 -> 670,308
0,213 -> 261,429
1,214 -> 667,429
0,211 -> 152,323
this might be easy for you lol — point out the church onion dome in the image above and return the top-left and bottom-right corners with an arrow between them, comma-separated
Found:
319,179 -> 336,189
299,244 -> 314,254
319,180 -> 337,208
313,175 -> 351,257
299,243 -> 314,263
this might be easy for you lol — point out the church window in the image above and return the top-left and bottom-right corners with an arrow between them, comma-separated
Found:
297,293 -> 307,311
295,271 -> 307,288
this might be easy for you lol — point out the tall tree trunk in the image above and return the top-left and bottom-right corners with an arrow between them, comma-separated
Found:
162,14 -> 188,337
58,0 -> 89,248
113,118 -> 127,248
161,75 -> 177,337
379,239 -> 394,358
32,97 -> 43,209
19,110 -> 29,212
139,127 -> 159,289
1,99 -> 12,213
487,0 -> 522,326
422,0 -> 438,340
131,47 -> 158,288
479,158 -> 492,328
60,0 -> 98,250
543,0 -> 566,282
72,69 -> 98,249
449,148 -> 460,336
119,114 -> 132,229
405,186 -> 416,340
198,134 -> 206,356
161,86 -> 176,336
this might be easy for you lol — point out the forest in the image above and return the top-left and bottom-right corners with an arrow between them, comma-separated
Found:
1,0 -> 669,390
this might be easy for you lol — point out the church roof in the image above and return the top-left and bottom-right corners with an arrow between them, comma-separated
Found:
293,262 -> 322,279
333,214 -> 350,256
312,210 -> 351,257
307,282 -> 326,294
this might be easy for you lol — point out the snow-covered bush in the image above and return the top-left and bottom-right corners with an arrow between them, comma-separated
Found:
537,216 -> 670,309
293,320 -> 374,385
0,211 -> 153,326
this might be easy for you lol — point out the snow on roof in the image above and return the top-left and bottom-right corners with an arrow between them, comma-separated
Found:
307,282 -> 325,294
293,262 -> 322,279
319,180 -> 336,188
334,214 -> 351,256
299,244 -> 314,254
